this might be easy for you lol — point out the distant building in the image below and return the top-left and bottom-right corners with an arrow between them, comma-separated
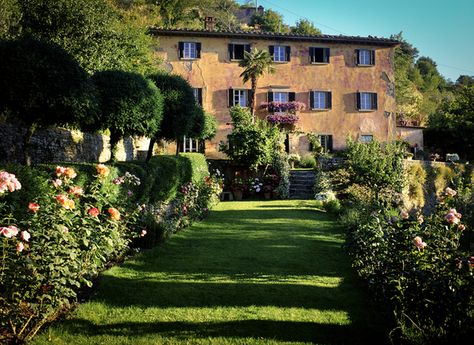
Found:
235,5 -> 264,25
150,26 -> 399,159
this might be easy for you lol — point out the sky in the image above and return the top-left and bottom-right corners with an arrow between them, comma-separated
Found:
239,0 -> 474,82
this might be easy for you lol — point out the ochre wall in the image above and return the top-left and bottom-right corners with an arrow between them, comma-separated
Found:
397,127 -> 424,149
153,35 -> 397,158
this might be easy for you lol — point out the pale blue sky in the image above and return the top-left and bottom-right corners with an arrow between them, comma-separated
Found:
239,0 -> 474,82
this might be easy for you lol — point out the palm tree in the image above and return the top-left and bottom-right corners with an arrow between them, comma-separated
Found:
239,48 -> 275,121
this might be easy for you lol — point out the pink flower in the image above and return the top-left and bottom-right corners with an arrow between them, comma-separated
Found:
127,190 -> 133,197
413,236 -> 427,250
458,224 -> 466,231
444,187 -> 457,197
140,229 -> 147,237
63,226 -> 69,234
16,242 -> 25,252
400,210 -> 409,220
56,166 -> 66,176
1,225 -> 19,238
68,186 -> 83,197
446,209 -> 462,225
28,202 -> 40,213
112,177 -> 124,185
87,207 -> 100,217
20,230 -> 30,242
108,207 -> 121,221
0,171 -> 22,193
52,179 -> 63,187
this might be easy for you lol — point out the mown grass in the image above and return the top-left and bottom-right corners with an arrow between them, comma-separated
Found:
32,200 -> 390,344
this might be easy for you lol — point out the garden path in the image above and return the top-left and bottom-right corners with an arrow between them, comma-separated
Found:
33,200 -> 389,345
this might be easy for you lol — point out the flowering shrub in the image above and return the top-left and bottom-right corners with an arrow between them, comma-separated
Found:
260,101 -> 306,114
266,114 -> 299,125
347,187 -> 473,343
0,166 -> 142,343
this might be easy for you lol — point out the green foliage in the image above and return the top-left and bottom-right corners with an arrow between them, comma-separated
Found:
299,154 -> 316,169
15,0 -> 155,74
345,138 -> 406,201
270,135 -> 290,199
347,193 -> 473,344
404,163 -> 427,210
433,164 -> 455,194
221,107 -> 276,170
0,0 -> 21,39
290,19 -> 322,35
322,198 -> 341,215
197,112 -> 218,140
250,8 -> 289,33
239,48 -> 275,115
0,37 -> 96,129
147,73 -> 200,142
91,70 -> 163,161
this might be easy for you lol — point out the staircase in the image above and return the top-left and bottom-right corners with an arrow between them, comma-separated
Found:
289,170 -> 315,199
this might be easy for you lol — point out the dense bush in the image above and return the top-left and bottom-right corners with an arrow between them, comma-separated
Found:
0,153 -> 221,343
347,189 -> 473,344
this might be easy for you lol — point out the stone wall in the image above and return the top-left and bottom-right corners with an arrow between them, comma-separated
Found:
0,124 -> 151,164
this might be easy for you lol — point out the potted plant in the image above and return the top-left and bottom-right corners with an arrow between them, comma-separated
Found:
231,177 -> 245,200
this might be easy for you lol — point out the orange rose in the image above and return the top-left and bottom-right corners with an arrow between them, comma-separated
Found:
64,167 -> 77,179
28,202 -> 40,213
108,207 -> 120,221
56,194 -> 68,205
87,207 -> 100,217
68,186 -> 83,197
96,164 -> 110,177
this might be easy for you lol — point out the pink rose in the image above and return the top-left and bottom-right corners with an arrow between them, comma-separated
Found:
52,179 -> 63,187
0,171 -> 22,193
56,166 -> 66,176
444,187 -> 457,197
400,210 -> 409,220
1,225 -> 19,238
446,211 -> 461,224
458,224 -> 466,231
87,207 -> 100,217
63,226 -> 69,234
20,230 -> 30,242
28,202 -> 40,213
140,230 -> 147,237
16,242 -> 25,252
413,236 -> 427,250
68,186 -> 83,197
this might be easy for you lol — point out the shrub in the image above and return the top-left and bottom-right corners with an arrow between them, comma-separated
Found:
404,162 -> 427,210
433,164 -> 455,194
347,188 -> 473,343
322,198 -> 341,214
299,154 -> 316,168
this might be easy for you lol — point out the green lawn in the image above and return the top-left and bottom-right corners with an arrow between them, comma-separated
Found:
33,200 -> 389,345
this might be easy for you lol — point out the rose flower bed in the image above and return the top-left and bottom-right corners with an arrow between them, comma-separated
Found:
0,154 -> 222,343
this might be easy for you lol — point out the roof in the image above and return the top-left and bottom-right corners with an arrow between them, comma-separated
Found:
148,28 -> 399,47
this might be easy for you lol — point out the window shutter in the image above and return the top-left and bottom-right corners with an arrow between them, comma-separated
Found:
328,135 -> 333,151
289,92 -> 295,102
324,48 -> 330,63
355,49 -> 360,65
197,88 -> 203,105
244,44 -> 251,53
309,47 -> 315,63
310,91 -> 314,109
246,89 -> 252,107
267,91 -> 273,102
178,42 -> 184,58
196,42 -> 201,58
178,137 -> 184,153
198,139 -> 205,153
228,89 -> 234,107
327,92 -> 332,109
370,50 -> 375,65
372,93 -> 378,110
356,92 -> 361,110
228,44 -> 234,60
269,45 -> 274,58
286,46 -> 291,61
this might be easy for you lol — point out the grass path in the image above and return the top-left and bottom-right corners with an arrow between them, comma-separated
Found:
33,200 -> 389,344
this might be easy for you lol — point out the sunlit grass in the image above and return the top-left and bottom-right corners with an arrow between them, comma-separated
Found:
32,200 -> 389,344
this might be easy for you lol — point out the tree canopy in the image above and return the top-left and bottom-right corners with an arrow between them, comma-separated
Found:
250,9 -> 289,32
92,70 -> 164,161
290,19 -> 321,35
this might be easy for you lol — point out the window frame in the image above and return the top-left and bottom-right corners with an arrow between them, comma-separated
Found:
310,91 -> 332,110
229,43 -> 251,61
319,134 -> 333,152
357,91 -> 378,111
270,45 -> 291,63
360,134 -> 374,143
179,41 -> 201,60
356,49 -> 375,66
228,88 -> 250,108
192,88 -> 202,106
309,47 -> 330,64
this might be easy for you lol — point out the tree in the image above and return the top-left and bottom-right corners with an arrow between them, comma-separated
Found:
455,75 -> 474,89
0,37 -> 97,165
250,9 -> 289,32
16,0 -> 155,74
239,48 -> 275,119
91,71 -> 164,161
291,19 -> 321,35
0,0 -> 21,39
221,107 -> 276,170
204,0 -> 239,31
147,73 -> 203,158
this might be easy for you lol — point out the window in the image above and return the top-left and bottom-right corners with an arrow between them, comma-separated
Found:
310,47 -> 330,63
178,42 -> 201,59
229,43 -> 251,60
180,136 -> 204,153
228,89 -> 249,107
270,45 -> 291,62
360,135 -> 373,143
319,134 -> 333,151
310,91 -> 332,110
267,91 -> 295,103
357,92 -> 378,111
356,49 -> 375,66
193,88 -> 202,105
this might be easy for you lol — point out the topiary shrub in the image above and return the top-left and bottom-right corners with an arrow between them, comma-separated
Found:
404,162 -> 427,210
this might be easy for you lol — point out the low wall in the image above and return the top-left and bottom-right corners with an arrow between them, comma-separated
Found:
0,124 -> 150,164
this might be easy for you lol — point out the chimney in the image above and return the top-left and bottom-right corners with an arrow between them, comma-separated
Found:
204,17 -> 216,31
258,5 -> 264,15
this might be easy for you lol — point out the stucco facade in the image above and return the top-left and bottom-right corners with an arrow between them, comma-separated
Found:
150,29 -> 398,159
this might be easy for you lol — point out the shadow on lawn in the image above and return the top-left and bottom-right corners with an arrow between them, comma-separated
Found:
62,318 -> 382,344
